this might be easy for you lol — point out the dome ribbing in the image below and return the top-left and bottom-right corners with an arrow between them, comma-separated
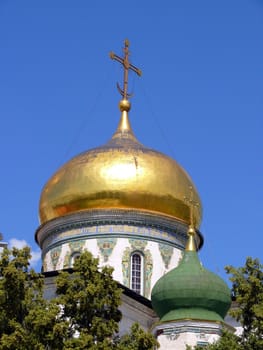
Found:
39,105 -> 202,227
151,248 -> 231,322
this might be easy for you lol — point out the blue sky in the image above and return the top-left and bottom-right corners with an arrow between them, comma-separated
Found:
0,1 -> 262,280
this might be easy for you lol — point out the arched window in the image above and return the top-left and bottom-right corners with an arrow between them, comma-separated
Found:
70,252 -> 81,267
130,253 -> 144,294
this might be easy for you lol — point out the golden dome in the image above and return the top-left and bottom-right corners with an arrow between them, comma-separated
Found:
39,101 -> 202,226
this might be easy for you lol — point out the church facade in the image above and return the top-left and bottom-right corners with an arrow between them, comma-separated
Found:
35,40 -> 234,349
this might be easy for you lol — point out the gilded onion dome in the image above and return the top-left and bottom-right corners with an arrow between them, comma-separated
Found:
39,40 -> 202,227
39,99 -> 202,226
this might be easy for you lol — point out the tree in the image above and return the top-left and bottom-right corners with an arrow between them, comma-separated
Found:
55,251 -> 122,349
0,247 -> 65,350
55,251 -> 158,349
117,323 -> 158,350
0,247 -> 158,350
187,331 -> 242,350
226,257 -> 263,350
191,257 -> 263,350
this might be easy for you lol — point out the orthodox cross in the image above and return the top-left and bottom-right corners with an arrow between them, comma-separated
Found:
184,186 -> 200,228
110,39 -> 142,100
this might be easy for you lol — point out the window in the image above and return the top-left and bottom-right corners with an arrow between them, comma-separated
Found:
130,253 -> 143,294
70,252 -> 81,267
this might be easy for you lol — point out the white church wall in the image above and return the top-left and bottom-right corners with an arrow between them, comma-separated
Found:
43,235 -> 183,298
119,293 -> 157,336
106,237 -> 129,283
43,275 -> 157,339
154,320 -> 223,350
157,332 -> 220,350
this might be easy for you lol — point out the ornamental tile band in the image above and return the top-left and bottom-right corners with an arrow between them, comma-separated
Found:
63,240 -> 85,268
69,240 -> 85,252
158,243 -> 173,269
63,251 -> 71,269
50,245 -> 62,270
144,249 -> 153,298
35,209 -> 200,252
97,237 -> 117,262
129,238 -> 147,251
122,247 -> 130,288
41,223 -> 185,253
122,242 -> 153,298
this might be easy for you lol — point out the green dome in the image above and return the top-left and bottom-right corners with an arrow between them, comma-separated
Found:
151,251 -> 231,322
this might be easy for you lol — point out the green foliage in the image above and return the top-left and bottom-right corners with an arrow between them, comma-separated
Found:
55,251 -> 122,349
0,247 -> 158,350
117,323 -> 158,350
0,247 -> 64,350
189,257 -> 263,350
226,257 -> 263,349
56,252 -> 158,349
192,331 -> 242,350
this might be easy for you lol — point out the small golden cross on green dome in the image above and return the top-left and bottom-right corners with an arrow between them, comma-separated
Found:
109,39 -> 142,100
184,186 -> 200,229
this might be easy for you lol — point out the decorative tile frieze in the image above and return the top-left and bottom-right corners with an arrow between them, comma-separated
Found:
63,240 -> 85,269
63,251 -> 71,269
122,247 -> 130,288
50,246 -> 62,270
158,243 -> 173,269
129,238 -> 147,251
144,249 -> 153,299
42,254 -> 48,272
162,325 -> 222,336
40,223 -> 185,257
121,242 -> 153,298
35,209 -> 198,253
69,240 -> 85,252
97,237 -> 117,262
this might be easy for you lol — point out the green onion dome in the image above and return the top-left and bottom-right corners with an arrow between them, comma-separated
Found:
151,244 -> 231,323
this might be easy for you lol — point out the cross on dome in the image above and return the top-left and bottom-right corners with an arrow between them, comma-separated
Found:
184,186 -> 200,229
109,39 -> 142,100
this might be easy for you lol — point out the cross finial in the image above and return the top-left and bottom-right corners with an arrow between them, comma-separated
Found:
109,39 -> 142,100
184,186 -> 200,229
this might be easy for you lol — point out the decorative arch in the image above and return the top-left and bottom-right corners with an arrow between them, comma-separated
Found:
69,252 -> 81,267
122,239 -> 153,298
63,240 -> 85,269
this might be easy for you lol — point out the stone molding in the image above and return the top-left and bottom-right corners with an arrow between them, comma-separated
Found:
36,209 -> 203,252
